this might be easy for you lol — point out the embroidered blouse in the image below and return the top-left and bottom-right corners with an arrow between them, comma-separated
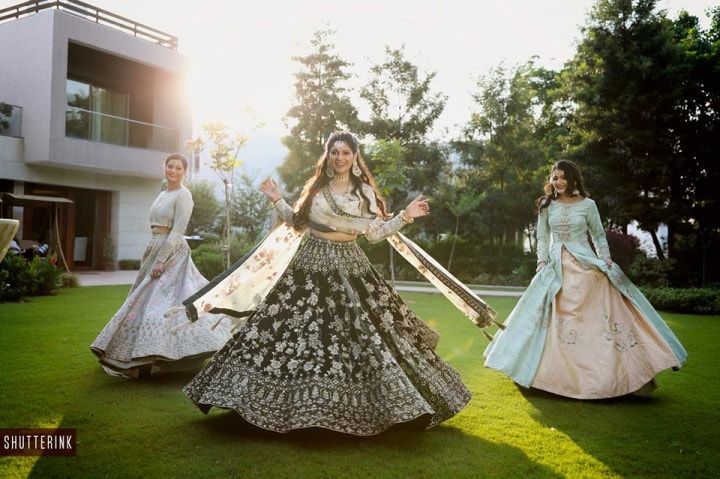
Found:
274,183 -> 409,243
536,197 -> 611,264
148,186 -> 194,263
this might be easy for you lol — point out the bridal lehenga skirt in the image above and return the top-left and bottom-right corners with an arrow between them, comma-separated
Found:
486,247 -> 682,399
529,249 -> 679,398
90,234 -> 233,378
183,236 -> 471,435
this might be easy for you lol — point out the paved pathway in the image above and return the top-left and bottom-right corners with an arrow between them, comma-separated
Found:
77,270 -> 525,297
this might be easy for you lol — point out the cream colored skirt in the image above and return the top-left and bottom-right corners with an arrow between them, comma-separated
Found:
531,248 -> 679,399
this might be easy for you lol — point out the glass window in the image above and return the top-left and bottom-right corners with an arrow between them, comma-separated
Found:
65,79 -> 129,146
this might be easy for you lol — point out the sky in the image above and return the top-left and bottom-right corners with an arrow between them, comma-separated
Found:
2,0 -> 715,177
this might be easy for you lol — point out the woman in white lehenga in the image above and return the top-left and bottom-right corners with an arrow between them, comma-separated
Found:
91,154 -> 233,378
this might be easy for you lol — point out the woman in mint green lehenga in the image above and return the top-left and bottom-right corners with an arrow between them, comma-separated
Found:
484,160 -> 686,399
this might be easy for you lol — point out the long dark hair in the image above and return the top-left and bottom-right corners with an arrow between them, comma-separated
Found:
292,131 -> 391,230
536,160 -> 588,213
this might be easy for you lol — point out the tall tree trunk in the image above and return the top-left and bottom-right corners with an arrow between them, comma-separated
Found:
447,214 -> 460,271
224,179 -> 231,268
649,228 -> 665,260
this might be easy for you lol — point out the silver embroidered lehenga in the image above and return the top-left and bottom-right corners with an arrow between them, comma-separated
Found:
182,184 -> 497,435
90,186 -> 233,378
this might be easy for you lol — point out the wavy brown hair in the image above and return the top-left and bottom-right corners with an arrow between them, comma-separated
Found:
536,160 -> 589,213
292,131 -> 391,230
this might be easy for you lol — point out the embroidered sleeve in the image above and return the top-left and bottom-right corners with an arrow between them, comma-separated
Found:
365,214 -> 408,244
156,189 -> 193,264
587,200 -> 612,262
274,199 -> 295,225
536,207 -> 550,263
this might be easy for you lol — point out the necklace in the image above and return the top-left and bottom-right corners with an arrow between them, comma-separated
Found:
330,173 -> 350,185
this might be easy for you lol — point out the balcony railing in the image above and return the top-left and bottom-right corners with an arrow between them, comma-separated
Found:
65,106 -> 178,152
0,0 -> 178,50
0,103 -> 22,138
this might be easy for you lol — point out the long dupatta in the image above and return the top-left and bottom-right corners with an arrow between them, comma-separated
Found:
184,222 -> 498,336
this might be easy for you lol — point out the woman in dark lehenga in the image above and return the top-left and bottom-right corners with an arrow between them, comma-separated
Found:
182,131 -> 498,435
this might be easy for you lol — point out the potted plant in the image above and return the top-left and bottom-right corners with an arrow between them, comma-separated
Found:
102,236 -> 115,271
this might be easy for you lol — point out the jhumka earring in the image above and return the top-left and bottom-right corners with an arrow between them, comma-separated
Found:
572,188 -> 580,195
326,161 -> 334,178
351,159 -> 361,177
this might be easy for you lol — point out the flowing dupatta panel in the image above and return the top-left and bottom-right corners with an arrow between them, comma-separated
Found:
184,224 -> 497,335
184,224 -> 304,326
388,232 -> 497,330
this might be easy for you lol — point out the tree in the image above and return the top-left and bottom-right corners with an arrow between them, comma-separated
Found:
230,172 -> 272,243
187,123 -> 250,268
561,0 -> 688,259
444,177 -> 483,271
365,138 -> 408,285
184,180 -> 221,236
278,29 -> 358,194
358,45 -> 449,191
455,62 -> 551,246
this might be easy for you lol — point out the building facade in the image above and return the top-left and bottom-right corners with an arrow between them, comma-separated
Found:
0,1 -> 191,269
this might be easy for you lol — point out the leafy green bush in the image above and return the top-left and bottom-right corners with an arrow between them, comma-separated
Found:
0,254 -> 32,301
192,235 -> 255,280
118,259 -> 141,270
639,287 -> 720,315
62,274 -> 79,288
0,254 -> 65,301
629,256 -> 674,287
28,256 -> 65,295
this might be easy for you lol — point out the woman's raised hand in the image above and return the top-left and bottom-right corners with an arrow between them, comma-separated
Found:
404,195 -> 430,220
260,177 -> 282,203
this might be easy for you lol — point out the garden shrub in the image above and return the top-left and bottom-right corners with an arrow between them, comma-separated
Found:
0,254 -> 65,301
628,256 -> 674,287
639,287 -> 720,315
118,259 -> 141,270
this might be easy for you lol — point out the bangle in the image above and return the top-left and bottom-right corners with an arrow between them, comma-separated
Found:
272,198 -> 283,205
400,210 -> 414,224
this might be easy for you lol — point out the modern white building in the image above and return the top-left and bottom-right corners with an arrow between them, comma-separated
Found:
0,0 -> 191,269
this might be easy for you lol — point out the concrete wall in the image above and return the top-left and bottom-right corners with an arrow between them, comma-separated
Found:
0,8 -> 192,261
0,9 -> 191,177
0,12 -> 54,163
0,135 -> 159,260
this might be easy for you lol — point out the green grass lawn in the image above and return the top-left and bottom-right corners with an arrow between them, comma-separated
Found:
0,286 -> 718,478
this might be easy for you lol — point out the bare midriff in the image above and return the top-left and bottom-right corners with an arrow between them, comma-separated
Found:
309,229 -> 357,242
151,226 -> 171,234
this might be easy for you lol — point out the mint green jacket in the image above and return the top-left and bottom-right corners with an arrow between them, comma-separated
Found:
484,198 -> 687,387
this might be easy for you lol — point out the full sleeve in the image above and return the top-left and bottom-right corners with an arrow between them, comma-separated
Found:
156,189 -> 193,264
361,185 -> 409,243
365,214 -> 408,244
274,199 -> 295,225
587,200 -> 612,262
536,207 -> 550,263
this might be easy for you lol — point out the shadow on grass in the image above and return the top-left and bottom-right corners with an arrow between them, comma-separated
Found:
521,376 -> 716,477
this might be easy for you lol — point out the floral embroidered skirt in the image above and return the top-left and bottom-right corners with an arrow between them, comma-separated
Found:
530,249 -> 679,398
90,234 -> 233,378
183,235 -> 471,436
